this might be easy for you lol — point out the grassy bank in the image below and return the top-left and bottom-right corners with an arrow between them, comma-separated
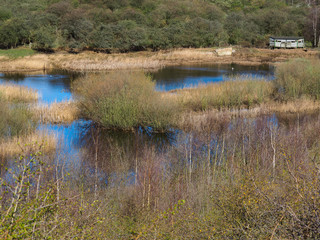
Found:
0,48 -> 35,59
0,48 -> 319,72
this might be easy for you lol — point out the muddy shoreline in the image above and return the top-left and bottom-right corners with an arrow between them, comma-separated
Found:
0,47 -> 319,72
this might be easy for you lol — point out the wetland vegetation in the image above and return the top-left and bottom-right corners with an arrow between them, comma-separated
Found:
2,0 -> 320,238
1,59 -> 320,239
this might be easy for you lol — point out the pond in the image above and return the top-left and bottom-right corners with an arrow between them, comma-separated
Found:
0,63 -> 279,184
152,63 -> 274,91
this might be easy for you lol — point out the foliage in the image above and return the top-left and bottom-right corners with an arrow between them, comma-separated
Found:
0,0 -> 313,51
0,149 -> 58,239
73,72 -> 179,131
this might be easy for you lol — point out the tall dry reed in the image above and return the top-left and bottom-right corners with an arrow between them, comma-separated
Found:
173,76 -> 274,111
275,58 -> 320,100
32,100 -> 79,124
0,84 -> 38,102
0,130 -> 57,158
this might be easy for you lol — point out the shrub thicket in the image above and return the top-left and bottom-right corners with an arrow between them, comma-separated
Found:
2,113 -> 320,239
0,0 -> 313,51
73,72 -> 179,131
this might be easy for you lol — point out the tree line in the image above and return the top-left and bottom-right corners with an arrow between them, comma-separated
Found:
0,0 -> 319,52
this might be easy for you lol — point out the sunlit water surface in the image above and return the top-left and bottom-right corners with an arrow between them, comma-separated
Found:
0,64 -> 276,182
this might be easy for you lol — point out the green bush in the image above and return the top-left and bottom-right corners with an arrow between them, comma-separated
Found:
0,0 -> 311,51
73,72 -> 179,131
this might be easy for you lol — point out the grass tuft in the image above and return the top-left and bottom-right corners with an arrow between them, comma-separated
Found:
172,76 -> 274,111
275,58 -> 320,100
0,83 -> 39,102
0,130 -> 57,158
32,100 -> 80,124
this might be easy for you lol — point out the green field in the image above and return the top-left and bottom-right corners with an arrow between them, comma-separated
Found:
0,48 -> 35,59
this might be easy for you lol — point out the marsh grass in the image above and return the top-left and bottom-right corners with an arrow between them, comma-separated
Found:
74,72 -> 179,131
0,130 -> 57,158
0,84 -> 39,102
275,58 -> 320,100
0,98 -> 56,158
0,102 -> 35,138
173,76 -> 274,111
52,49 -> 216,71
32,100 -> 80,124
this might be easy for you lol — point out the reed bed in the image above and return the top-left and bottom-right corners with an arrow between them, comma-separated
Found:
1,48 -> 319,72
0,48 -> 35,59
51,49 -> 218,71
179,99 -> 320,130
0,54 -> 51,71
0,84 -> 39,102
32,100 -> 80,124
55,55 -> 163,71
275,58 -> 320,100
172,77 -> 274,111
0,130 -> 57,158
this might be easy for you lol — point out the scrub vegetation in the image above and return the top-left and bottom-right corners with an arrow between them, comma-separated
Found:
74,59 -> 320,131
0,0 -> 318,52
73,72 -> 178,131
275,58 -> 320,100
1,59 -> 320,238
1,111 -> 320,239
0,84 -> 56,158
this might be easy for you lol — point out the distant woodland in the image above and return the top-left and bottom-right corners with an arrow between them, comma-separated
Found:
0,0 -> 320,52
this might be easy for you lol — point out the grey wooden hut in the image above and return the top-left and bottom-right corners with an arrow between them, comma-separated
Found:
269,36 -> 304,49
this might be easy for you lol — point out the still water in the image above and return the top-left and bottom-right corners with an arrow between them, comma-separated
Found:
152,63 -> 274,91
0,64 -> 276,182
0,63 -> 274,102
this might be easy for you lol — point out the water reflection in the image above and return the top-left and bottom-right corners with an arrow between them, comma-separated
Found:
0,70 -> 82,103
152,63 -> 274,91
4,65 -> 319,187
